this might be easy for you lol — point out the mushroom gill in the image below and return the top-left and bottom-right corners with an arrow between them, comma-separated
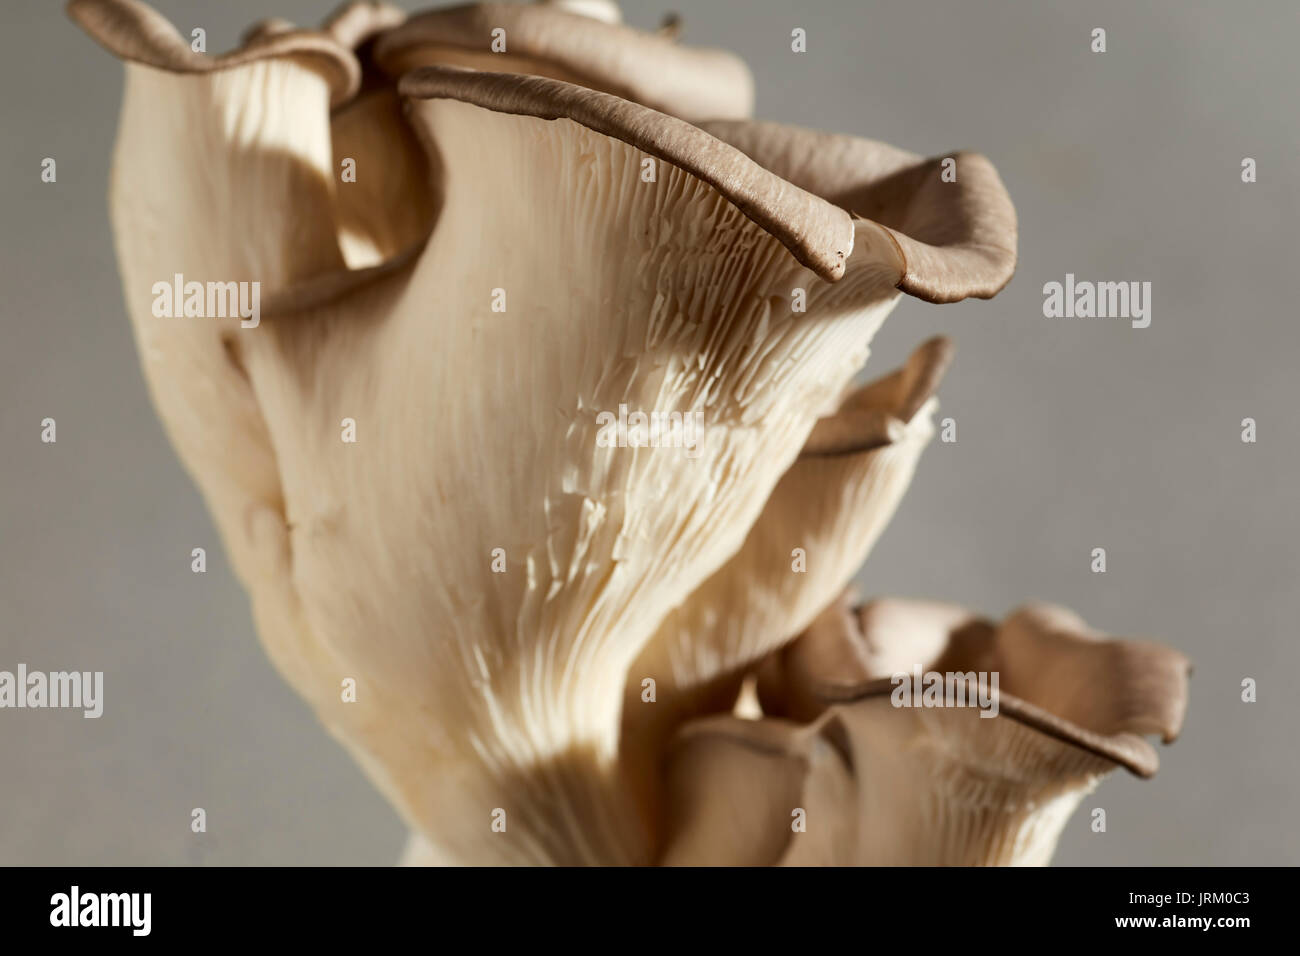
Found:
620,336 -> 954,848
61,0 -> 1188,870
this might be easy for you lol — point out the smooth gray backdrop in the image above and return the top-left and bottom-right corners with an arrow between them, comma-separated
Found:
2,0 -> 1297,865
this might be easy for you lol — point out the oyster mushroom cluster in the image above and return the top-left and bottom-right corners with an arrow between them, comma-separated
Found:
71,0 -> 1190,866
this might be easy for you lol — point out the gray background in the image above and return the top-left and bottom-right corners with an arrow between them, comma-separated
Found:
2,0 -> 1296,865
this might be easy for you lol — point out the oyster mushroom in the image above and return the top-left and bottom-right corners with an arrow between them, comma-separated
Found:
71,0 -> 1057,866
716,595 -> 1192,865
240,64 -> 1009,865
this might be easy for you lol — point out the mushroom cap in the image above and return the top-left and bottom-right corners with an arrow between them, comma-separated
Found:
761,597 -> 1191,776
655,595 -> 1190,866
374,2 -> 755,121
702,120 -> 1019,303
67,0 -> 364,104
736,596 -> 1191,864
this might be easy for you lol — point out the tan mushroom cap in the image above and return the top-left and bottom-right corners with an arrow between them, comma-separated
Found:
760,595 -> 1191,777
67,0 -> 365,106
658,595 -> 1193,865
702,120 -> 1019,303
401,67 -> 1018,298
375,1 -> 754,122
658,691 -> 1134,866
